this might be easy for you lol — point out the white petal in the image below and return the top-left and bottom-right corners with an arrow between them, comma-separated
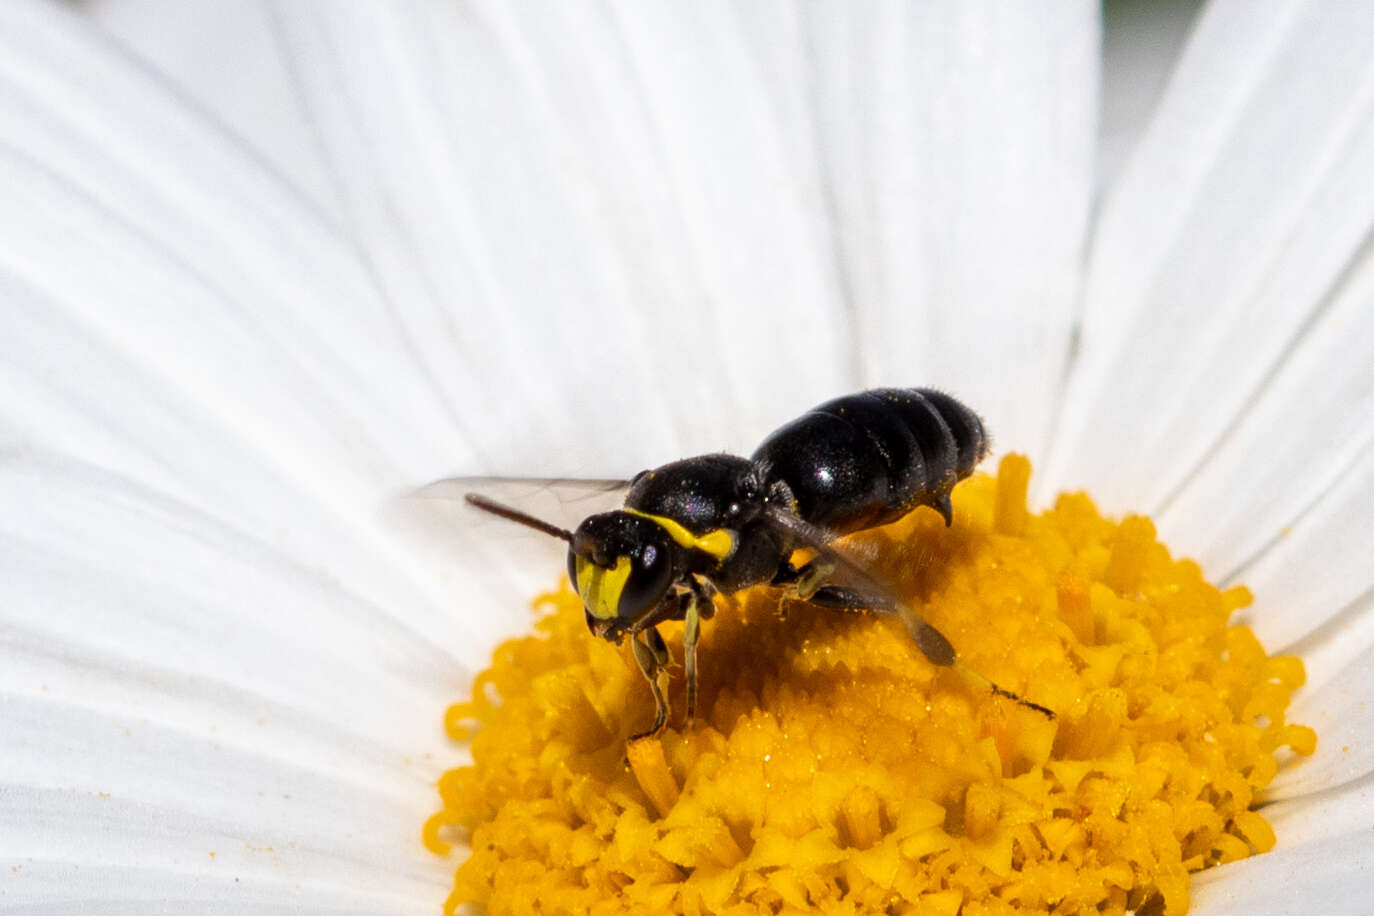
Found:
1266,641 -> 1374,800
1265,761 -> 1374,841
0,452 -> 461,908
264,0 -> 856,465
1097,0 -> 1203,193
65,0 -> 342,221
0,6 -> 553,904
803,1 -> 1098,458
0,5 -> 473,473
1192,828 -> 1374,916
3,707 -> 447,912
1048,0 -> 1374,516
1158,247 -> 1374,647
83,1 -> 1099,465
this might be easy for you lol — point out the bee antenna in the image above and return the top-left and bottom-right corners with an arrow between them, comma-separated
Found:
464,493 -> 574,542
989,684 -> 1056,720
953,660 -> 1056,720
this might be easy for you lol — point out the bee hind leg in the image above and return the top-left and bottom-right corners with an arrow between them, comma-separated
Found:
771,558 -> 837,600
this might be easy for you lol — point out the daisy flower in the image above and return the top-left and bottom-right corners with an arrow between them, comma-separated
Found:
1,1 -> 1370,913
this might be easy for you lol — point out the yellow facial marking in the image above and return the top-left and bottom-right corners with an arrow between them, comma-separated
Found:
624,509 -> 736,561
576,555 -> 632,620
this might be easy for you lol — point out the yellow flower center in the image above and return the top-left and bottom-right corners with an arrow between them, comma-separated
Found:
424,455 -> 1315,916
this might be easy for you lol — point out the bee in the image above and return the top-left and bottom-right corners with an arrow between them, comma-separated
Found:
458,387 -> 1052,740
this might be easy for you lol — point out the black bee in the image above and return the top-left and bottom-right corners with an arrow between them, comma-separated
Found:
460,388 -> 1052,740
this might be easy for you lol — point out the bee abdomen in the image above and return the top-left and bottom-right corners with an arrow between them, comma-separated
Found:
898,388 -> 988,481
751,387 -> 987,534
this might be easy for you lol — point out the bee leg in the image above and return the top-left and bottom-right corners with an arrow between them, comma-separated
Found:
768,564 -> 801,619
789,559 -> 836,600
770,561 -> 801,586
934,493 -> 954,526
683,592 -> 701,726
629,627 -> 672,741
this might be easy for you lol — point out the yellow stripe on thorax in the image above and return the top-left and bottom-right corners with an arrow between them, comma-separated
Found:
576,555 -> 632,620
623,508 -> 736,561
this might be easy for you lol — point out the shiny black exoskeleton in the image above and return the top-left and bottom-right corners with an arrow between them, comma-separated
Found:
616,389 -> 984,601
641,387 -> 981,546
466,387 -> 1051,740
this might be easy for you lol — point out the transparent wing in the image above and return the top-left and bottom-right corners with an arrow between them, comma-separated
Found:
407,475 -> 632,536
376,480 -> 632,645
389,475 -> 631,556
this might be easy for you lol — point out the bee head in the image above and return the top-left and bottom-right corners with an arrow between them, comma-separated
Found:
567,511 -> 676,643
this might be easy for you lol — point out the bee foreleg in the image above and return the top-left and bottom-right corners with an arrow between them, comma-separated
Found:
630,627 -> 672,741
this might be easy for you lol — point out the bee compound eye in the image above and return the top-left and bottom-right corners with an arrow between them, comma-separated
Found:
618,547 -> 673,623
